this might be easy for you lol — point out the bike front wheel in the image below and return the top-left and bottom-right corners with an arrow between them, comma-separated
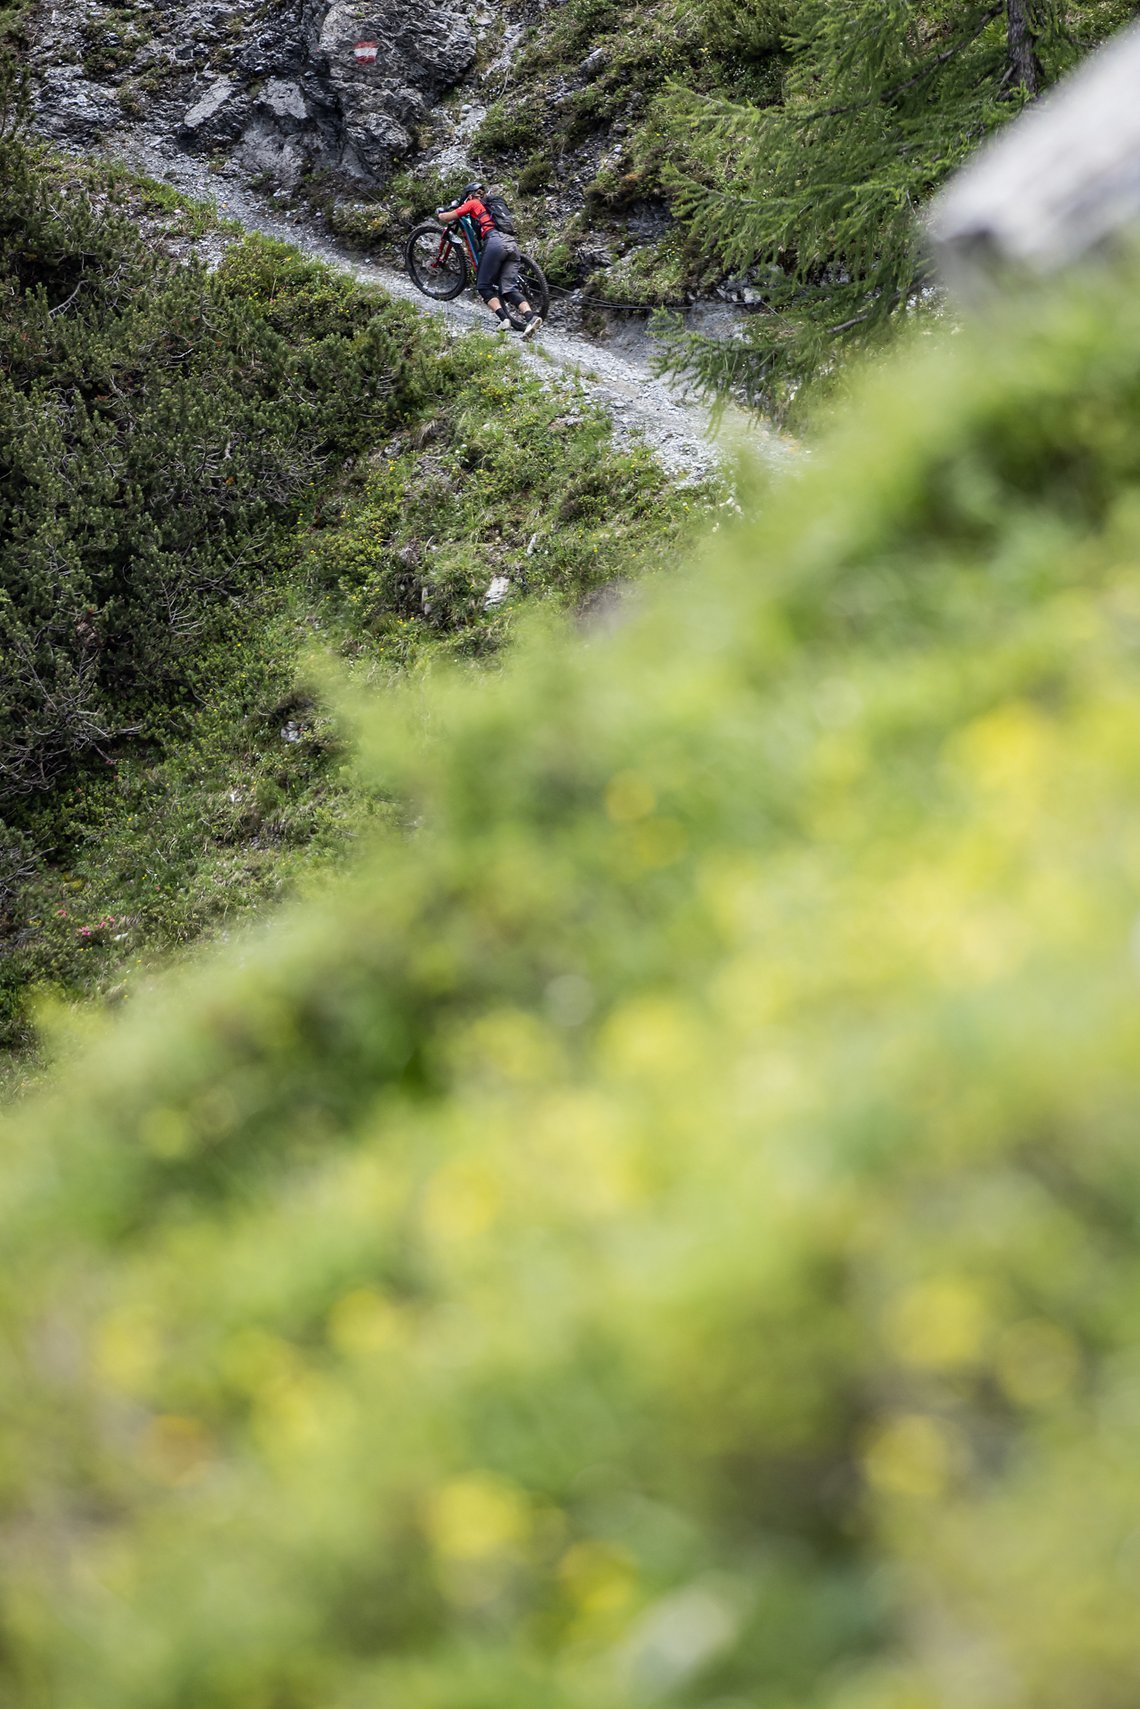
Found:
516,253 -> 550,322
405,222 -> 469,300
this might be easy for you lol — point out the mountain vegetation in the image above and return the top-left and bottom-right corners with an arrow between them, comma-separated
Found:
653,0 -> 1138,411
6,190 -> 1140,1704
5,9 -> 1140,1705
0,82 -> 706,1047
20,0 -> 1137,415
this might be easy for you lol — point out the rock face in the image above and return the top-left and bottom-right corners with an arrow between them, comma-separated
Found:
30,0 -> 476,190
320,2 -> 475,175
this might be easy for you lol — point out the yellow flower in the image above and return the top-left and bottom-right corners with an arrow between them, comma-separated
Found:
425,1474 -> 530,1562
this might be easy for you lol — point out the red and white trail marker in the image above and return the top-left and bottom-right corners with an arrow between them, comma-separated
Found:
353,40 -> 379,63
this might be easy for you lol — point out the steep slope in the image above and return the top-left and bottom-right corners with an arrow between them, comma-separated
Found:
24,0 -> 777,322
5,203 -> 1140,1706
0,129 -> 710,1047
115,130 -> 768,483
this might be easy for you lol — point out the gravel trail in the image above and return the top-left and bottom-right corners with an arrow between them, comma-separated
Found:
108,137 -> 785,485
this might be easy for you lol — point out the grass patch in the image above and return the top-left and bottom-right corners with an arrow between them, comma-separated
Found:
303,345 -> 715,672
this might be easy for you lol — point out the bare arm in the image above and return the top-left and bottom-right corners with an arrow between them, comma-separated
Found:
438,198 -> 478,225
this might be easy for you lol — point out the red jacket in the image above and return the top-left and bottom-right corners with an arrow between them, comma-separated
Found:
449,197 -> 495,240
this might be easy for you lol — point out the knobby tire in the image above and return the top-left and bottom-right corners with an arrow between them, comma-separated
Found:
405,223 -> 468,301
516,254 -> 550,322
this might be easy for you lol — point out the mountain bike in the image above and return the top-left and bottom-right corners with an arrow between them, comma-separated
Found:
405,214 -> 550,325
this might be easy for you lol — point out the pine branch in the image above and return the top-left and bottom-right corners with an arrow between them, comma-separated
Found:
784,5 -> 1004,128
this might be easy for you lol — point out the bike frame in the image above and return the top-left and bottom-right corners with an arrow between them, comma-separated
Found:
432,216 -> 482,278
457,215 -> 482,270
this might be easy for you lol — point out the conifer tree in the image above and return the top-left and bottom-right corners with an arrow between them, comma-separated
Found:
658,0 -> 1131,417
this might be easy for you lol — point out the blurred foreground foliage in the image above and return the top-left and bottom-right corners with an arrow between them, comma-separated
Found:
6,219 -> 1140,1709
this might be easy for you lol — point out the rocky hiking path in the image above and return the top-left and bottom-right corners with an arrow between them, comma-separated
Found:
111,138 -> 787,486
27,0 -> 790,484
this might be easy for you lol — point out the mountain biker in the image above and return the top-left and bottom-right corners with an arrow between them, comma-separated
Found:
436,182 -> 544,339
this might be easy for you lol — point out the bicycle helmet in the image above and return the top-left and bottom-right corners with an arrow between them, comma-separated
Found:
462,181 -> 485,199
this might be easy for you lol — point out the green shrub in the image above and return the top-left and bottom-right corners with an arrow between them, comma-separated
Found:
6,237 -> 1140,1707
0,119 -> 424,1040
327,200 -> 392,248
517,151 -> 551,197
383,164 -> 461,225
587,233 -> 690,306
536,237 -> 579,289
697,0 -> 789,55
304,353 -> 707,662
0,2 -> 30,47
472,97 -> 546,156
0,146 -> 399,803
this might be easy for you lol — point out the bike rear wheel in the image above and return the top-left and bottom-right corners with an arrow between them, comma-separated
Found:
405,223 -> 468,300
516,253 -> 550,322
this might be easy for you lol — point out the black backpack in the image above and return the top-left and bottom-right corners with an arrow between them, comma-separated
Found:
484,194 -> 517,237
